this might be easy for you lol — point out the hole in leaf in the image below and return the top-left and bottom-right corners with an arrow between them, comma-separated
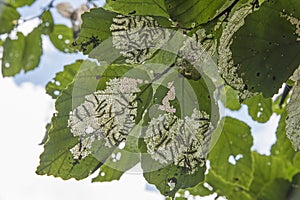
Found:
118,141 -> 125,149
257,111 -> 262,118
167,177 -> 177,191
228,154 -> 243,165
53,90 -> 60,96
228,155 -> 236,165
203,182 -> 213,191
116,152 -> 121,160
235,154 -> 243,160
4,63 -> 10,68
184,191 -> 190,198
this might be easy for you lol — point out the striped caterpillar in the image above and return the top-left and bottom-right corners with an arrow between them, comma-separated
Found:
144,109 -> 212,174
110,15 -> 171,64
68,77 -> 142,161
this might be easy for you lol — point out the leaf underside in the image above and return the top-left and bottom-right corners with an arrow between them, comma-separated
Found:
231,0 -> 300,97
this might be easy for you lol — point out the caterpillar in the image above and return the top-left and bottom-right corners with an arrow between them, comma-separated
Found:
110,15 -> 171,64
144,109 -> 212,173
68,77 -> 142,160
176,29 -> 216,81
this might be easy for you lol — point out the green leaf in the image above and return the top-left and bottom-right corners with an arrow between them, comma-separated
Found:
249,152 -> 300,199
46,60 -> 82,99
49,25 -> 75,53
220,85 -> 241,111
37,61 -> 107,179
272,110 -> 300,166
208,117 -> 253,190
251,112 -> 300,199
2,28 -> 43,76
188,77 -> 214,116
2,32 -> 25,76
294,154 -> 300,168
151,69 -> 212,118
39,123 -> 51,145
22,28 -> 43,72
244,93 -> 273,123
146,49 -> 178,68
204,115 -> 300,200
38,62 -> 152,181
105,0 -> 168,17
231,0 -> 300,97
92,134 -> 140,182
76,7 -> 173,58
36,83 -> 101,180
206,169 -> 253,200
288,173 -> 300,200
254,178 -> 291,200
272,94 -> 288,115
75,7 -> 117,54
96,64 -> 133,89
164,0 -> 236,29
3,0 -> 35,7
74,64 -> 150,180
136,83 -> 154,123
141,139 -> 206,197
88,37 -> 124,64
71,62 -> 135,107
39,10 -> 54,35
183,182 -> 214,197
143,32 -> 184,68
0,3 -> 20,34
92,165 -> 124,182
139,74 -> 211,196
